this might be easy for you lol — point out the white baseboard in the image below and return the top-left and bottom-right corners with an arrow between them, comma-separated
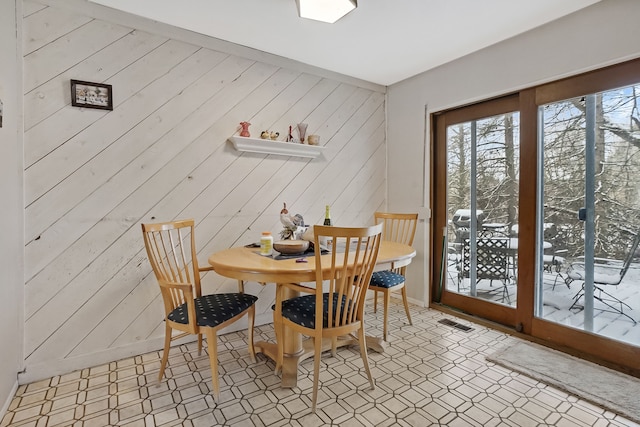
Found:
19,337 -> 168,385
19,313 -> 274,385
366,290 -> 426,308
406,295 -> 426,308
0,380 -> 18,422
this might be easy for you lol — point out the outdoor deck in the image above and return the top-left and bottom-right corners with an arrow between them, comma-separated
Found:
446,262 -> 640,347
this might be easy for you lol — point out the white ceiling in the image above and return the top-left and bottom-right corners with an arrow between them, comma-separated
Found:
88,0 -> 601,86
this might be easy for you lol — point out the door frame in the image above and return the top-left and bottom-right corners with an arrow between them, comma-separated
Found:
430,58 -> 640,375
431,94 -> 526,328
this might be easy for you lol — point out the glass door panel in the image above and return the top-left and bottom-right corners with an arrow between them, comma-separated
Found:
446,112 -> 520,307
538,84 -> 640,345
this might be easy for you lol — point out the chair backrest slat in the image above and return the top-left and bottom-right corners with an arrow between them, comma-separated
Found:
374,212 -> 418,246
142,219 -> 201,315
314,224 -> 383,330
461,237 -> 510,280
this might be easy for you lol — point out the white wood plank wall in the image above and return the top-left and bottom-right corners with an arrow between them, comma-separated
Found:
21,1 -> 387,382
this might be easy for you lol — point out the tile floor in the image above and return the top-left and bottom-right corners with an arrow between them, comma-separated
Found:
2,302 -> 637,427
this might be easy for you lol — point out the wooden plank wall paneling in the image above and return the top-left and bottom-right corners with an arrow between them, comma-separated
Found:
21,0 -> 387,380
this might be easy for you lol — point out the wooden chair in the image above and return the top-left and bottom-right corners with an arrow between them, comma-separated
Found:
275,224 -> 382,412
369,212 -> 418,340
141,219 -> 258,400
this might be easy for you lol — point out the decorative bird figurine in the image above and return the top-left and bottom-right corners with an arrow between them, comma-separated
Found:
280,203 -> 296,229
280,203 -> 304,239
292,214 -> 304,227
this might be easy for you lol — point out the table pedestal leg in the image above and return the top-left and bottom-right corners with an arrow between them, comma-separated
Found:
255,334 -> 387,388
254,284 -> 388,388
253,338 -> 306,387
254,284 -> 307,387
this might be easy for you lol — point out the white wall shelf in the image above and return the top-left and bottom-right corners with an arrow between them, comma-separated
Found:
229,136 -> 324,159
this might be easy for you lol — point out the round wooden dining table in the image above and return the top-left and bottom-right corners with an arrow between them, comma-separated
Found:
208,240 -> 416,388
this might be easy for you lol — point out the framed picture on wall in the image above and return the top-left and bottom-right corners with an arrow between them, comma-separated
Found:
70,79 -> 113,111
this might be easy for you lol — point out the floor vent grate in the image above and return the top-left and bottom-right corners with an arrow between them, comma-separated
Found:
438,318 -> 473,332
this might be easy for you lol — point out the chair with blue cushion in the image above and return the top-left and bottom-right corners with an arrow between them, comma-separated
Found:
369,212 -> 418,340
141,219 -> 258,400
274,224 -> 383,412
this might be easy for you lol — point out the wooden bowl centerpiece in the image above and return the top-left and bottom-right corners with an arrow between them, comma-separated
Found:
273,239 -> 309,255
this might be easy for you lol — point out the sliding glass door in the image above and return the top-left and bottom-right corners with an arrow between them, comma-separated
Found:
432,58 -> 640,374
445,113 -> 520,305
536,85 -> 640,344
434,96 -> 521,326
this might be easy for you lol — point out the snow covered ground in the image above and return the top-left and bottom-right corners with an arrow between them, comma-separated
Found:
446,260 -> 639,347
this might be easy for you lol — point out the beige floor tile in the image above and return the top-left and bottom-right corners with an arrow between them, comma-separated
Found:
2,304 -> 637,427
45,407 -> 76,426
10,405 -> 42,424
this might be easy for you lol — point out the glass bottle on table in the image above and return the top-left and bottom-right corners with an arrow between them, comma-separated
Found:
323,205 -> 332,226
322,205 -> 333,251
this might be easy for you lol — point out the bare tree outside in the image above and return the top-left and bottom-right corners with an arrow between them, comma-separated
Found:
542,86 -> 640,260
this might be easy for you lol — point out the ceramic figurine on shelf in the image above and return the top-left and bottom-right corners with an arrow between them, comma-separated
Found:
286,125 -> 294,142
270,131 -> 280,141
261,130 -> 270,139
239,121 -> 251,137
297,123 -> 308,144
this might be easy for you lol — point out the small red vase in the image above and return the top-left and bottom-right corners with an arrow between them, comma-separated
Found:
239,121 -> 251,137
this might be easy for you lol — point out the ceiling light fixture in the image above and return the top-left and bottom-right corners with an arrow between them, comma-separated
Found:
296,0 -> 357,24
